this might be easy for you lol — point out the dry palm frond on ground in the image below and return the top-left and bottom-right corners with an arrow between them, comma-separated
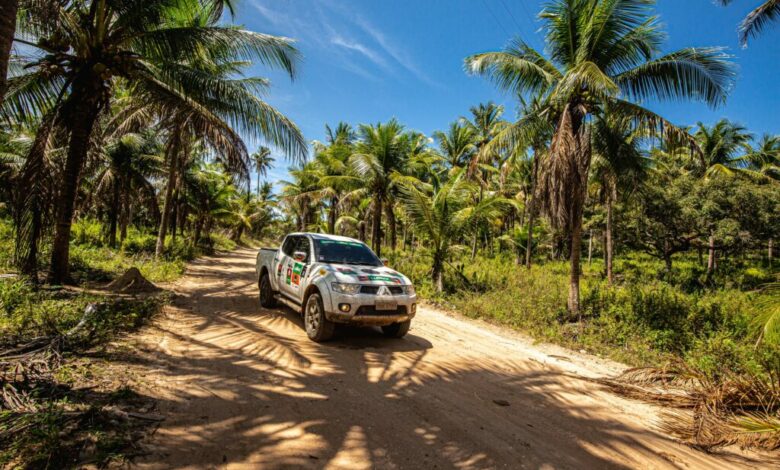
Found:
599,360 -> 780,450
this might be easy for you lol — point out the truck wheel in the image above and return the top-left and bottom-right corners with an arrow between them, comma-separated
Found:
382,320 -> 411,338
259,272 -> 277,308
304,293 -> 335,342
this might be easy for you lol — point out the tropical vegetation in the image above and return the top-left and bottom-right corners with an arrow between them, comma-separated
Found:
0,0 -> 778,463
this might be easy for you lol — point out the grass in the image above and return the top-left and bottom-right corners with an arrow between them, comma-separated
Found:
390,248 -> 777,373
0,216 -> 226,467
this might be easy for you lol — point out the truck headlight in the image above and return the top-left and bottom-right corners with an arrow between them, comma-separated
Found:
331,283 -> 361,295
405,284 -> 416,295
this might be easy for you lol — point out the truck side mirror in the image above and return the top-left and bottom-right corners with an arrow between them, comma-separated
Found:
293,251 -> 307,263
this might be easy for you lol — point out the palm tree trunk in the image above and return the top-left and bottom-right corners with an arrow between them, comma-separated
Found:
328,196 -> 338,234
587,230 -> 593,267
605,191 -> 614,285
432,251 -> 444,293
372,197 -> 383,256
170,189 -> 179,243
108,181 -> 120,248
119,201 -> 129,245
471,232 -> 478,260
525,211 -> 535,269
568,218 -> 583,319
0,0 -> 18,108
156,136 -> 180,257
707,233 -> 716,281
769,238 -> 774,268
49,81 -> 103,284
387,203 -> 397,251
14,109 -> 57,281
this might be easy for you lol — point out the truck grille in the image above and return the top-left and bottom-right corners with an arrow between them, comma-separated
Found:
359,285 -> 404,295
356,306 -> 408,316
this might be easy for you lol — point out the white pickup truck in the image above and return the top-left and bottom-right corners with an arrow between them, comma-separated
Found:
255,232 -> 418,342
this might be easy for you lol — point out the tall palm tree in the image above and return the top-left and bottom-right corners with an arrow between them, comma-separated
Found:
591,115 -> 648,284
717,0 -> 780,45
252,146 -> 274,195
0,0 -> 18,107
313,123 -> 355,234
466,0 -> 735,316
399,169 -> 511,292
6,0 -> 305,283
94,132 -> 162,247
349,119 -> 410,256
280,161 -> 325,232
433,121 -> 476,168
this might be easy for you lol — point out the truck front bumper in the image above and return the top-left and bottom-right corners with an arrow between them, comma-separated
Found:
324,291 -> 418,326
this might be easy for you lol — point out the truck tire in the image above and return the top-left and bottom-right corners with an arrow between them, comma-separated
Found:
382,320 -> 411,338
304,293 -> 335,342
259,272 -> 277,308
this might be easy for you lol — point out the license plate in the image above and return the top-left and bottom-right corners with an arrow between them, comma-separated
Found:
375,301 -> 397,311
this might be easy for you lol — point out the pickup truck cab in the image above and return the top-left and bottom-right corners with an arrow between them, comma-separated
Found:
256,233 -> 417,342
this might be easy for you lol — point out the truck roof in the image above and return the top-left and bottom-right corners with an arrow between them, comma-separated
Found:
288,232 -> 366,244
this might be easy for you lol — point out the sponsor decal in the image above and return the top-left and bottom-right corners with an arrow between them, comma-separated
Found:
337,267 -> 357,275
319,268 -> 327,276
276,263 -> 283,276
357,275 -> 369,281
367,275 -> 395,282
361,269 -> 379,274
292,262 -> 304,287
286,265 -> 292,285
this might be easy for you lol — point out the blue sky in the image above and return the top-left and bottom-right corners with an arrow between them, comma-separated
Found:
236,0 -> 780,188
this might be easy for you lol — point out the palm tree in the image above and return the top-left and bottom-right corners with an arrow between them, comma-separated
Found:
747,134 -> 780,181
349,120 -> 411,256
591,115 -> 648,284
313,124 -> 355,234
0,0 -> 18,107
399,169 -> 512,292
466,0 -> 735,316
717,0 -> 780,45
433,122 -> 476,168
252,146 -> 274,195
94,132 -> 162,247
694,119 -> 754,178
280,161 -> 325,232
6,0 -> 305,283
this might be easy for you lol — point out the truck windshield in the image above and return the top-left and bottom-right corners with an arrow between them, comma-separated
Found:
313,239 -> 382,266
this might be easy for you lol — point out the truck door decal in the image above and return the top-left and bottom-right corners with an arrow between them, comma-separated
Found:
291,262 -> 304,288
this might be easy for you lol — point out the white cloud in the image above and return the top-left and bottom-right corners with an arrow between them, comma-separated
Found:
248,0 -> 440,87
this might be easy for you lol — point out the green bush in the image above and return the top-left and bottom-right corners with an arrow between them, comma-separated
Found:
121,232 -> 157,254
72,219 -> 105,247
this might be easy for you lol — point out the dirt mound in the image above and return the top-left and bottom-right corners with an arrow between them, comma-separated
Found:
107,268 -> 159,294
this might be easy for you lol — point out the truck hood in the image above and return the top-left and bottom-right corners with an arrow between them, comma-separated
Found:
322,264 -> 411,285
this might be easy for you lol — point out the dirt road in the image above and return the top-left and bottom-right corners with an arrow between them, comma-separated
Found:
131,248 -> 767,469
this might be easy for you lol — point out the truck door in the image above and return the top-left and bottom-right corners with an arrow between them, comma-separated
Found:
274,235 -> 295,293
281,236 -> 311,303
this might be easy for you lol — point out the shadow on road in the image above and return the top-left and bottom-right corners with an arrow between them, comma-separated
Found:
125,248 -> 764,469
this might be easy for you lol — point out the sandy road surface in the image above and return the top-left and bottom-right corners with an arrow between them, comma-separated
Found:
131,248 -> 770,469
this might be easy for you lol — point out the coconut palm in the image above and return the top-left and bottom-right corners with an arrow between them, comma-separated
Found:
6,0 -> 305,283
466,0 -> 735,315
94,132 -> 162,247
0,0 -> 18,107
433,121 -> 476,168
717,0 -> 780,45
252,146 -> 274,195
399,169 -> 512,292
694,119 -> 754,178
312,123 -> 355,234
349,119 -> 411,256
591,115 -> 648,284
